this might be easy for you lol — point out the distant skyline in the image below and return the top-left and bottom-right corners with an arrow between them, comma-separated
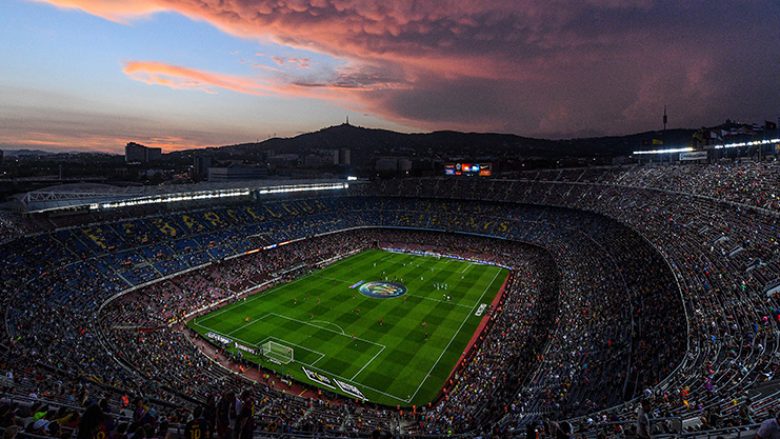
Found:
1,0 -> 778,153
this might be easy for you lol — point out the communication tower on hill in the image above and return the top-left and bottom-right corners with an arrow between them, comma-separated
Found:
663,105 -> 668,135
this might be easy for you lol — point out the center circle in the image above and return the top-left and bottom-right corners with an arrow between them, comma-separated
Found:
359,281 -> 407,299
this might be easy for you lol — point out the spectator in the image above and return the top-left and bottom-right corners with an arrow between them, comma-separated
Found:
637,399 -> 652,439
757,410 -> 780,439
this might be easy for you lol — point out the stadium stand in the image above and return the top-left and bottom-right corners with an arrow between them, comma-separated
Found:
0,159 -> 777,438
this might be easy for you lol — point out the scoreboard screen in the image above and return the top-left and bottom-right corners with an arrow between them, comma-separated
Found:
444,162 -> 492,177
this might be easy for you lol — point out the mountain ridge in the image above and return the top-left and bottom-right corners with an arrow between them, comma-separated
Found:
169,122 -> 700,163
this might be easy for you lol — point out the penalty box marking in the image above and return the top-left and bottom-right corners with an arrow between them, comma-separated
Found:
196,313 -> 413,403
222,313 -> 388,377
197,322 -> 409,402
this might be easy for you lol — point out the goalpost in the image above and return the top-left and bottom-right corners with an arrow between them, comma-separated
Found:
261,340 -> 294,364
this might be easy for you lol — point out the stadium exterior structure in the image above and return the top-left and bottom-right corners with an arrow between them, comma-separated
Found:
18,179 -> 354,213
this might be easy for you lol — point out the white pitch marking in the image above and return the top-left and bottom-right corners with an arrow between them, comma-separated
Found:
310,320 -> 346,335
407,294 -> 471,309
312,275 -> 353,284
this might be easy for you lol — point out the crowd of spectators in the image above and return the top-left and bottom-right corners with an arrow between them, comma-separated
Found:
0,158 -> 777,437
506,158 -> 779,212
608,160 -> 780,211
0,211 -> 24,245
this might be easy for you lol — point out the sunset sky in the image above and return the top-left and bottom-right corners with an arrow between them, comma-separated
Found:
1,0 -> 778,153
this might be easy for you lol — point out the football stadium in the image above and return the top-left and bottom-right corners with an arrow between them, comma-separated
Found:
2,1 -> 780,437
0,165 -> 778,438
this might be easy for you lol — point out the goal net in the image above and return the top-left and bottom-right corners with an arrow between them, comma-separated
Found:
261,340 -> 294,364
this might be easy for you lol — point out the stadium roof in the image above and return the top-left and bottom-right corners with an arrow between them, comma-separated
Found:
20,179 -> 356,213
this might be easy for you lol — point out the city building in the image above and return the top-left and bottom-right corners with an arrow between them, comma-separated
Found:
193,154 -> 213,180
125,142 -> 162,163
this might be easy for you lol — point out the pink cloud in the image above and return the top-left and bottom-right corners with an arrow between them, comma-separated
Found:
32,0 -> 166,23
124,61 -> 277,96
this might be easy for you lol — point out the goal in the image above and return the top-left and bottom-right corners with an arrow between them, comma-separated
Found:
261,340 -> 294,364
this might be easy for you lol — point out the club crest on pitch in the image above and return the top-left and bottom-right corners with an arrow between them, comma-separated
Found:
358,281 -> 407,299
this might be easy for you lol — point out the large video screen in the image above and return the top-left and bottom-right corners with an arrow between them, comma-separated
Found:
444,162 -> 492,176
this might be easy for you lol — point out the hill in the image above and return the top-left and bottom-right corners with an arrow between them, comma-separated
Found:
168,123 -> 699,167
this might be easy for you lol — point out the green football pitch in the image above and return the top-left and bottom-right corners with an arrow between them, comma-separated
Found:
188,248 -> 508,407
